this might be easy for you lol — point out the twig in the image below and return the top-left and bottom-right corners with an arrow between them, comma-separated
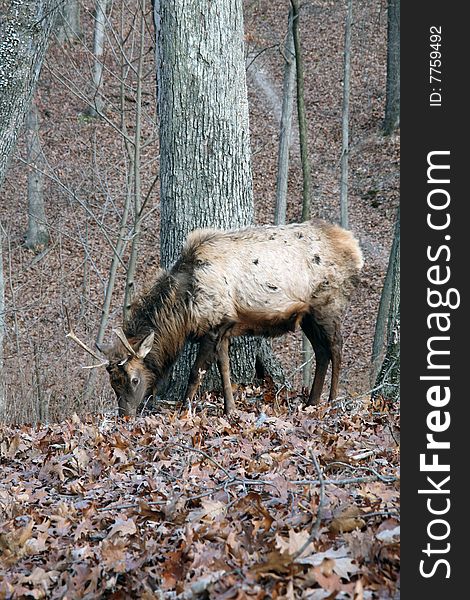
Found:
351,449 -> 376,461
65,307 -> 108,366
15,156 -> 128,270
291,475 -> 397,486
292,449 -> 325,559
325,461 -> 397,483
138,171 -> 159,218
97,476 -> 279,512
25,241 -> 57,268
171,443 -> 233,479
362,510 -> 399,519
275,356 -> 313,400
246,44 -> 279,71
173,443 -> 281,493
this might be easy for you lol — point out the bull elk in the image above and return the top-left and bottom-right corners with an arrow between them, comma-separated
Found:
69,220 -> 363,416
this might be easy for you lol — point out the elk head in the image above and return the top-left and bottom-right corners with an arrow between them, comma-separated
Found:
98,328 -> 155,416
67,325 -> 155,416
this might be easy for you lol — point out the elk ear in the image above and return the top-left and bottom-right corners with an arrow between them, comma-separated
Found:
137,331 -> 154,359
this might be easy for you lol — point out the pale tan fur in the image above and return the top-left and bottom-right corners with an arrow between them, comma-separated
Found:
183,220 -> 363,337
101,219 -> 363,415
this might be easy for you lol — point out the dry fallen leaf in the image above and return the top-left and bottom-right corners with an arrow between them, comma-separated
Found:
106,517 -> 137,539
189,498 -> 226,523
251,550 -> 293,575
275,529 -> 314,557
329,505 -> 366,534
296,546 -> 359,580
376,525 -> 400,542
101,538 -> 129,573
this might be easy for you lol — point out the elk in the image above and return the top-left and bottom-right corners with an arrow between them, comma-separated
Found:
69,220 -> 363,416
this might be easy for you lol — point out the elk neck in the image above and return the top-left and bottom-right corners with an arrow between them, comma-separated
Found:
123,270 -> 193,374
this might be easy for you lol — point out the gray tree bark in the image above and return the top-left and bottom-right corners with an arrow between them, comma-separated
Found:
340,0 -> 352,229
0,224 -> 5,419
370,207 -> 399,384
156,0 -> 283,400
123,0 -> 146,320
383,0 -> 400,135
86,0 -> 109,116
291,0 -> 311,223
0,0 -> 58,189
372,210 -> 400,402
25,100 -> 49,251
56,0 -> 81,44
275,7 -> 295,226
84,0 -> 153,403
290,0 -> 313,387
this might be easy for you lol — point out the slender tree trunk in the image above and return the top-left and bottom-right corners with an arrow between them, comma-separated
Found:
275,7 -> 295,226
56,0 -> 81,43
371,208 -> 400,397
123,0 -> 146,320
0,0 -> 58,189
84,3 -> 144,402
291,0 -> 311,223
25,101 -> 49,251
33,341 -> 48,423
340,0 -> 353,229
290,0 -> 313,387
156,0 -> 283,400
87,0 -> 109,116
0,224 -> 5,419
383,0 -> 400,135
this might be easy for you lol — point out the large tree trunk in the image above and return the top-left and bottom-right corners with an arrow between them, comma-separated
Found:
0,0 -> 58,188
156,0 -> 283,401
383,0 -> 400,135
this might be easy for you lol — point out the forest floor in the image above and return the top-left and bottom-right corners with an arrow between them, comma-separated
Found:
0,0 -> 399,597
0,399 -> 399,599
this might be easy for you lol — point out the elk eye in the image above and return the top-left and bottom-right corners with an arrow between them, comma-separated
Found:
131,377 -> 139,386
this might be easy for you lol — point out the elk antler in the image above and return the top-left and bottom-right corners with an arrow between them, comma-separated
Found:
66,330 -> 109,368
65,307 -> 109,368
113,327 -> 137,357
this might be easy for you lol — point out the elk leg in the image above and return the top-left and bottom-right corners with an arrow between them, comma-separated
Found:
309,348 -> 330,405
216,336 -> 235,414
301,314 -> 331,406
328,323 -> 343,402
184,333 -> 217,402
